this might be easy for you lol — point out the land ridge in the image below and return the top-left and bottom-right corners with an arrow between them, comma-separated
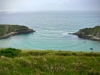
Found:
72,26 -> 100,41
0,24 -> 35,39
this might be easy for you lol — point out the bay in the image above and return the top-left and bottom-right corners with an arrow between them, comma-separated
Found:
0,11 -> 100,52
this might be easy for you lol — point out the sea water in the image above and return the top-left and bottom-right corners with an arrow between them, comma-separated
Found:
0,11 -> 100,52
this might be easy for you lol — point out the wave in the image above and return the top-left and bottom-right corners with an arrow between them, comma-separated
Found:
62,32 -> 78,39
62,32 -> 69,35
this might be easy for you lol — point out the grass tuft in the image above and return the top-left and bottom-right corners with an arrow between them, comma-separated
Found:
0,48 -> 21,58
0,48 -> 100,75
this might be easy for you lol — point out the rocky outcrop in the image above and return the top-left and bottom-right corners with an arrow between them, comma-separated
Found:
73,26 -> 100,41
0,24 -> 35,39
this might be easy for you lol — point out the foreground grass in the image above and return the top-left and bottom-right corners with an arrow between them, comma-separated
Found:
0,48 -> 100,75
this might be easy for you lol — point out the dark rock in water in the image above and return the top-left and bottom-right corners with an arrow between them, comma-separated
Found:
0,24 -> 35,39
90,48 -> 93,50
72,26 -> 100,41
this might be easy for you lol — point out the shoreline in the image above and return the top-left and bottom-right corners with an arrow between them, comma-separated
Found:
0,48 -> 99,52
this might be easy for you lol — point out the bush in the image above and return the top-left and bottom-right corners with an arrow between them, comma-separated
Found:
28,51 -> 48,56
0,48 -> 21,58
55,51 -> 71,56
83,52 -> 100,56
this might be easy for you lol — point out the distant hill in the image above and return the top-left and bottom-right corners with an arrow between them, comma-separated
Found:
0,24 -> 35,39
74,26 -> 100,41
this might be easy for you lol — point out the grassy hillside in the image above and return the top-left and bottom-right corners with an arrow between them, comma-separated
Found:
0,48 -> 100,75
0,24 -> 34,36
79,26 -> 100,35
0,25 -> 5,36
73,26 -> 100,40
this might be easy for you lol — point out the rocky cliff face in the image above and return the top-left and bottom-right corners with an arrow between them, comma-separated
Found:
0,24 -> 35,39
74,26 -> 100,41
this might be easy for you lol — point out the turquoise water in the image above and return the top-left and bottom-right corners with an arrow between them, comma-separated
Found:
0,11 -> 100,52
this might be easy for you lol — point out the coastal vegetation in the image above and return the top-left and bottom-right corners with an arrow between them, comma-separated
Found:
0,48 -> 100,75
79,26 -> 100,35
0,24 -> 35,39
74,26 -> 100,41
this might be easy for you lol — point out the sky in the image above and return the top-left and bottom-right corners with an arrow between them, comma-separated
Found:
0,0 -> 100,12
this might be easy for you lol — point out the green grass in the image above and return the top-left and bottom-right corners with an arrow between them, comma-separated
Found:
0,25 -> 5,36
0,48 -> 21,58
0,24 -> 31,36
80,26 -> 100,35
0,48 -> 100,75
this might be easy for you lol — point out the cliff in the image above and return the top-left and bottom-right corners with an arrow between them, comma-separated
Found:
73,26 -> 100,41
0,24 -> 35,39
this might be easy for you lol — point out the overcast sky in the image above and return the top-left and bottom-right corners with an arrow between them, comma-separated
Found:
0,0 -> 100,12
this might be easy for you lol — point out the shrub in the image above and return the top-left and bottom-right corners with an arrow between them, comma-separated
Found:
55,51 -> 71,56
28,51 -> 48,56
0,48 -> 21,58
83,52 -> 100,56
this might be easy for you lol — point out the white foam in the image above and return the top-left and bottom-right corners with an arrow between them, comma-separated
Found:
62,32 -> 68,35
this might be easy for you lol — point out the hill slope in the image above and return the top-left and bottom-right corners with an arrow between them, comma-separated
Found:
74,26 -> 100,41
0,48 -> 100,75
0,24 -> 35,39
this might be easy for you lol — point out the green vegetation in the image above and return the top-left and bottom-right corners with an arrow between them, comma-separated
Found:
0,25 -> 5,36
80,26 -> 100,35
0,48 -> 100,75
0,48 -> 21,58
0,24 -> 34,36
74,26 -> 100,40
